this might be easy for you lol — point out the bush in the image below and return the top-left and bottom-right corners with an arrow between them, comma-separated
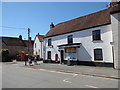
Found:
18,50 -> 22,55
2,49 -> 11,62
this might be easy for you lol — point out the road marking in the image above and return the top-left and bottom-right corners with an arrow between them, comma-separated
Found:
63,79 -> 72,83
73,74 -> 78,77
85,85 -> 98,88
22,67 -> 76,76
19,66 -> 119,80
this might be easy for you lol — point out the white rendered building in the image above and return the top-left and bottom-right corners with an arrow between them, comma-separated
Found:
34,33 -> 44,60
43,3 -> 120,68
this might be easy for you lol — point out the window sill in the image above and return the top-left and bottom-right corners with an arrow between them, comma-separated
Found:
94,60 -> 104,62
92,40 -> 103,42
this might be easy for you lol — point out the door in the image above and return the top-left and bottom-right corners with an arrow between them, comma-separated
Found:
47,51 -> 51,60
55,54 -> 58,62
60,50 -> 64,63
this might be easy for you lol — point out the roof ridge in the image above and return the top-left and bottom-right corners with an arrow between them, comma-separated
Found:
45,8 -> 111,38
36,35 -> 44,37
55,8 -> 110,26
0,36 -> 19,39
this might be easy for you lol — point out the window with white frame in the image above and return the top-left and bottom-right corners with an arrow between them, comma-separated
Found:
94,49 -> 103,60
92,30 -> 101,40
67,35 -> 73,44
48,39 -> 52,46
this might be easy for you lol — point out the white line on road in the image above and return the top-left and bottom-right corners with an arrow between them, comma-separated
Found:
85,85 -> 98,88
22,67 -> 77,76
63,79 -> 72,83
19,66 -> 118,80
73,74 -> 78,77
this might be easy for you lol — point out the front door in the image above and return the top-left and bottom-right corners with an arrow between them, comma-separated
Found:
55,54 -> 58,62
47,51 -> 51,60
60,50 -> 64,63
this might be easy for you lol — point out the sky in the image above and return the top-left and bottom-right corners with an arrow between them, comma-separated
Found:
1,2 -> 110,40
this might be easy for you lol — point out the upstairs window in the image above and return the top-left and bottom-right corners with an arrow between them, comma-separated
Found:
92,30 -> 101,40
67,35 -> 73,44
94,49 -> 103,60
48,39 -> 52,46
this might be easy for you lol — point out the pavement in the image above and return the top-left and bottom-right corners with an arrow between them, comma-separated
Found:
5,61 -> 120,79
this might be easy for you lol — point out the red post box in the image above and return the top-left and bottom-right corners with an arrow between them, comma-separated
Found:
21,51 -> 26,61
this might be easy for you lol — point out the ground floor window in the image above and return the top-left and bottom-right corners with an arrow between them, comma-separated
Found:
94,49 -> 103,60
47,51 -> 51,60
65,48 -> 77,60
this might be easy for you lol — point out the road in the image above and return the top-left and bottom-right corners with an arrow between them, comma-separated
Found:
2,63 -> 118,88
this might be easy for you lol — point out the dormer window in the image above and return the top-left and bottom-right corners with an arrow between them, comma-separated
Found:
48,39 -> 52,46
92,30 -> 101,41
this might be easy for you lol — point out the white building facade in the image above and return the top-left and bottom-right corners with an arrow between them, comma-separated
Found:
110,2 -> 120,69
34,34 -> 44,60
43,3 -> 120,68
44,25 -> 113,65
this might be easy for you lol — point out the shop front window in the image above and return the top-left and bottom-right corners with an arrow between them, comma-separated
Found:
65,48 -> 77,60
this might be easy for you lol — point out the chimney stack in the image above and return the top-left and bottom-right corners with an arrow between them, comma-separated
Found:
19,35 -> 22,40
110,0 -> 118,7
50,22 -> 55,29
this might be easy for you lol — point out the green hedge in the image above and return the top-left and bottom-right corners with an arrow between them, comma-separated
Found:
2,49 -> 11,62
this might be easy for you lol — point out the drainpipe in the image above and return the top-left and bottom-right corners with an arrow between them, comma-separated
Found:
112,45 -> 115,69
43,40 -> 46,61
111,42 -> 115,69
41,42 -> 42,59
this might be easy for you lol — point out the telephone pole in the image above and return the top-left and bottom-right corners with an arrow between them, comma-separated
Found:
25,28 -> 30,66
28,28 -> 30,53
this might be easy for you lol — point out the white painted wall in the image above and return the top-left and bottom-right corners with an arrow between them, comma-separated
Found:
44,24 -> 113,63
34,37 -> 43,59
111,12 -> 120,69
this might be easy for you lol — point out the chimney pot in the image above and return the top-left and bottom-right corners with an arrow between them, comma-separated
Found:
50,22 -> 55,29
19,35 -> 22,40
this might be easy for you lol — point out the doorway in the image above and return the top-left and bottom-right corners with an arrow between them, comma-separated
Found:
47,51 -> 51,60
60,50 -> 64,63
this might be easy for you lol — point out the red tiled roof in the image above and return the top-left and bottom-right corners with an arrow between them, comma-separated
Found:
36,35 -> 44,42
0,36 -> 34,47
23,40 -> 34,47
0,37 -> 26,46
45,8 -> 111,38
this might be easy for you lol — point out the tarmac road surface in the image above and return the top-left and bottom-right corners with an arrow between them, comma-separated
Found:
2,63 -> 118,88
